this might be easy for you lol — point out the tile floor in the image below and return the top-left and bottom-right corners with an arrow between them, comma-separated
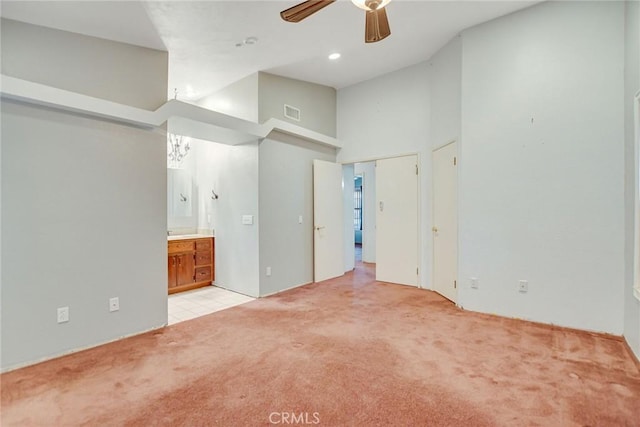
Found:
168,286 -> 255,325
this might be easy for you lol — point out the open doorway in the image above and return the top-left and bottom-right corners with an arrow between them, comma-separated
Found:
318,156 -> 418,285
353,162 -> 377,267
340,156 -> 419,287
354,174 -> 363,263
166,138 -> 255,324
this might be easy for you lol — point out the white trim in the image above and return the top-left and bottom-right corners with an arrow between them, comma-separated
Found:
261,118 -> 339,148
433,139 -> 458,151
634,91 -> 640,302
339,151 -> 420,166
260,282 -> 312,298
0,324 -> 165,373
0,75 -> 341,149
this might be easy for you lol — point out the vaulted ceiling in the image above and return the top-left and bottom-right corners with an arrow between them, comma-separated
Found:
1,1 -> 541,101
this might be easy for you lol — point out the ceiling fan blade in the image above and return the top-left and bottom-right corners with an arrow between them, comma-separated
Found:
281,0 -> 336,23
365,7 -> 391,43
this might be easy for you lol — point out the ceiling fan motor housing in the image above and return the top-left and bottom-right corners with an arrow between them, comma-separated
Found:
281,0 -> 392,43
351,0 -> 392,11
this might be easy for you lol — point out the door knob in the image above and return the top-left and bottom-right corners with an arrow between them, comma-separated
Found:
315,226 -> 325,231
432,226 -> 439,232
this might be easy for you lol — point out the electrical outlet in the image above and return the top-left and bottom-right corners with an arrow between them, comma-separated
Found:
470,278 -> 479,289
266,267 -> 272,277
109,297 -> 120,312
57,306 -> 69,323
518,280 -> 528,293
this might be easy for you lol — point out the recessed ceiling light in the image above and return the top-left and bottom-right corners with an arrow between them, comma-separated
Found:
328,52 -> 341,60
244,36 -> 258,45
236,36 -> 258,47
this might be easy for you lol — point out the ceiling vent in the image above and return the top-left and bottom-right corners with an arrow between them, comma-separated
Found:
284,104 -> 301,122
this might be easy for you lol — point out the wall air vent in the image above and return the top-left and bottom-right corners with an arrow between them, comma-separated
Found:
284,104 -> 301,122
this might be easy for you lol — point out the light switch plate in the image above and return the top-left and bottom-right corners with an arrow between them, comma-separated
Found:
298,215 -> 303,224
242,215 -> 254,225
57,306 -> 69,323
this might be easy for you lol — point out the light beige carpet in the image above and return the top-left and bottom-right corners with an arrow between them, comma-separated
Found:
2,263 -> 639,426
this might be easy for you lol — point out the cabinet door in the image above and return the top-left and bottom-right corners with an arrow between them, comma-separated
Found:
176,253 -> 195,286
168,256 -> 178,289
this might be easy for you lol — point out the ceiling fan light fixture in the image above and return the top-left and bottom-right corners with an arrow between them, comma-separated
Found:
280,0 -> 391,44
351,0 -> 391,12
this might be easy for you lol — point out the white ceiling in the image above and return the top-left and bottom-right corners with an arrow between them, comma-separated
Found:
1,0 -> 541,101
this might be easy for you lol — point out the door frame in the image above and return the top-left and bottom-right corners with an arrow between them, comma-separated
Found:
343,152 -> 422,286
431,140 -> 459,304
354,172 -> 364,260
633,90 -> 640,301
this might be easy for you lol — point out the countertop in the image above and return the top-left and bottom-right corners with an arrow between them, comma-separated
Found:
167,234 -> 214,241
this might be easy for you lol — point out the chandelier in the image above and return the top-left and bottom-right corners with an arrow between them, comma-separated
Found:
167,87 -> 190,168
167,133 -> 190,169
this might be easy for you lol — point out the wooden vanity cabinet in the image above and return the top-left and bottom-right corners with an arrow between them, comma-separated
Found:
168,237 -> 215,294
168,253 -> 195,289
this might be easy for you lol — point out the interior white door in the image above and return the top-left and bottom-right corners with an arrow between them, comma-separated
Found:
376,155 -> 419,286
433,142 -> 458,302
313,159 -> 345,282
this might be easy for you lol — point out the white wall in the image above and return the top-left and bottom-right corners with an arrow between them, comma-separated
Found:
259,72 -> 337,137
1,18 -> 168,110
0,20 -> 168,371
337,62 -> 430,287
258,134 -> 336,296
428,36 -> 461,150
195,72 -> 338,297
459,1 -> 625,334
192,140 -> 260,297
354,162 -> 376,263
624,0 -> 640,359
1,102 -> 167,371
198,73 -> 259,123
343,164 -> 355,272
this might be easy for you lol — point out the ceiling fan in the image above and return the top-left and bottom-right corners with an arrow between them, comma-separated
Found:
280,0 -> 392,43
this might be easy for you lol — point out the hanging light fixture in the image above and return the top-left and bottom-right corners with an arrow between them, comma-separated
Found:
167,88 -> 191,169
350,0 -> 391,11
167,133 -> 190,169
